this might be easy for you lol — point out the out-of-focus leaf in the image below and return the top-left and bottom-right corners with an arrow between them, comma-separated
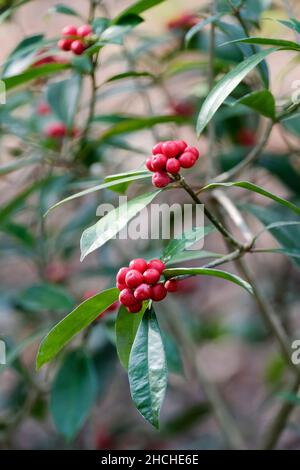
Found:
80,191 -> 160,260
185,14 -> 222,46
161,331 -> 183,375
17,283 -> 75,313
113,0 -> 165,23
162,403 -> 211,436
36,288 -> 119,369
128,305 -> 167,428
100,14 -> 143,45
50,350 -> 97,440
223,37 -> 300,51
164,268 -> 253,294
3,63 -> 70,90
277,18 -> 300,35
48,4 -> 81,17
46,75 -> 81,127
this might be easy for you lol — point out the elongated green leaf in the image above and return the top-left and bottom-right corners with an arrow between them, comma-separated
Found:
105,71 -> 155,83
196,48 -> 276,136
166,250 -> 221,265
104,169 -> 150,194
0,154 -> 43,176
234,89 -> 275,119
200,181 -> 300,217
162,226 -> 214,263
185,14 -> 222,46
116,304 -> 147,369
128,305 -> 167,428
45,173 -> 151,215
80,191 -> 160,260
113,0 -> 165,23
164,268 -> 253,294
101,14 -> 143,44
48,4 -> 81,17
277,18 -> 300,35
99,115 -> 186,141
3,63 -> 70,90
36,288 -> 119,369
46,75 -> 81,126
50,350 -> 97,440
223,37 -> 300,51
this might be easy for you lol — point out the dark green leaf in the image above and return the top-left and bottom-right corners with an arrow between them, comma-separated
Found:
196,48 -> 276,135
164,268 -> 253,294
80,191 -> 160,260
101,14 -> 143,44
104,169 -> 150,194
48,4 -> 81,17
185,14 -> 222,46
223,37 -> 300,50
113,0 -> 165,23
234,90 -> 275,119
116,304 -> 146,369
50,350 -> 97,439
3,63 -> 70,90
162,331 -> 183,375
128,305 -> 167,428
46,75 -> 81,126
162,226 -> 214,263
277,18 -> 300,35
36,288 -> 119,369
17,283 -> 75,313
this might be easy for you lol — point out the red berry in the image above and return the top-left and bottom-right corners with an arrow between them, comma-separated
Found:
129,258 -> 148,273
151,154 -> 167,171
119,288 -> 137,306
165,279 -> 178,292
143,268 -> 160,285
152,172 -> 171,188
166,158 -> 181,174
77,24 -> 92,37
151,283 -> 167,301
178,151 -> 196,168
175,140 -> 187,153
161,141 -> 180,158
125,269 -> 143,288
58,38 -> 73,51
116,281 -> 126,291
37,101 -> 50,116
62,25 -> 77,36
148,259 -> 165,273
116,267 -> 130,284
127,302 -> 143,313
45,122 -> 66,138
185,146 -> 199,159
71,40 -> 85,55
146,158 -> 154,172
152,142 -> 163,155
134,283 -> 152,301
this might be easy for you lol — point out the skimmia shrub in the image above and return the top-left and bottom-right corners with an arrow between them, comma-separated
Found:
1,0 -> 300,450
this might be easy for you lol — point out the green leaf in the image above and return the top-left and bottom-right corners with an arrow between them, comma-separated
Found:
104,169 -> 150,194
105,71 -> 155,83
100,14 -> 143,44
200,181 -> 300,217
277,18 -> 300,35
115,304 -> 146,369
162,331 -> 183,375
45,173 -> 151,215
80,191 -> 160,260
234,90 -> 275,119
2,34 -> 45,77
166,250 -> 222,265
3,63 -> 70,90
163,268 -> 253,294
92,17 -> 110,35
196,48 -> 276,136
46,75 -> 81,127
50,350 -> 97,440
48,3 -> 81,17
185,14 -> 222,46
128,305 -> 167,428
113,0 -> 165,23
162,226 -> 214,263
36,288 -> 119,369
223,37 -> 300,51
17,283 -> 75,313
100,115 -> 186,141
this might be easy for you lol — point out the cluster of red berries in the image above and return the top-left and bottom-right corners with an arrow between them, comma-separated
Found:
58,24 -> 93,55
117,258 -> 177,313
146,140 -> 200,188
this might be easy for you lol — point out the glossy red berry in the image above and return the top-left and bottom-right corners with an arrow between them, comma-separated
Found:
125,269 -> 143,288
165,279 -> 178,292
162,141 -> 179,158
185,146 -> 199,159
119,288 -> 137,306
127,302 -> 143,313
166,158 -> 181,174
77,24 -> 92,37
58,38 -> 73,51
116,267 -> 130,284
152,142 -> 163,155
146,158 -> 154,172
175,140 -> 187,153
178,151 -> 196,169
152,172 -> 171,188
148,259 -> 165,273
151,154 -> 167,171
62,25 -> 77,36
116,281 -> 126,291
129,258 -> 148,273
134,283 -> 152,301
151,283 -> 167,301
143,268 -> 160,285
71,40 -> 85,55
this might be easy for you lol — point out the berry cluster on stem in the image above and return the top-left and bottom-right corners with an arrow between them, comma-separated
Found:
146,140 -> 200,188
58,24 -> 94,55
117,258 -> 178,313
